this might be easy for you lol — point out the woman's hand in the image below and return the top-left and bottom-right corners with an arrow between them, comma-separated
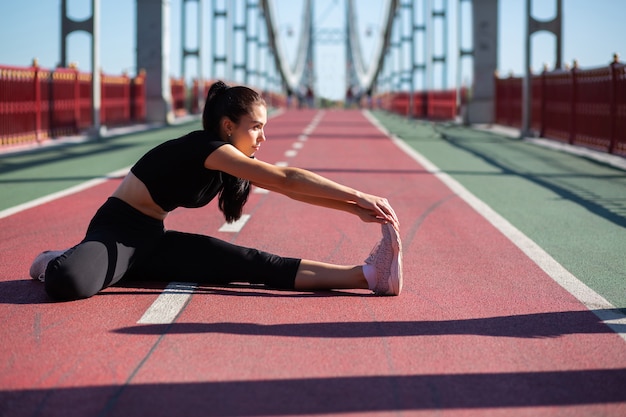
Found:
354,193 -> 400,230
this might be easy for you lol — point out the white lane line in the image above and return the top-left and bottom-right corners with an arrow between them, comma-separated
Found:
275,161 -> 288,167
137,282 -> 197,324
364,110 -> 626,342
293,142 -> 304,149
298,135 -> 308,141
218,214 -> 251,232
0,167 -> 130,220
285,149 -> 298,158
302,110 -> 325,135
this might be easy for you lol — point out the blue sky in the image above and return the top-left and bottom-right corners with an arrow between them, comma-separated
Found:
0,0 -> 624,100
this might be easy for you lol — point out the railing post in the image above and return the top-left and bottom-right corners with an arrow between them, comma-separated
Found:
608,53 -> 619,154
507,73 -> 513,126
49,66 -> 57,137
540,64 -> 547,137
492,71 -> 499,124
124,72 -> 130,122
505,74 -> 512,126
100,70 -> 106,126
508,76 -> 514,126
569,60 -> 578,145
33,59 -> 42,141
72,64 -> 80,133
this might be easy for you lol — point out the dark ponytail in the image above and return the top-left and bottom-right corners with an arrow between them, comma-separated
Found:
203,81 -> 266,223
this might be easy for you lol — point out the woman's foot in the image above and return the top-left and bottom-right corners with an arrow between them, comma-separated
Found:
29,250 -> 65,282
364,223 -> 403,296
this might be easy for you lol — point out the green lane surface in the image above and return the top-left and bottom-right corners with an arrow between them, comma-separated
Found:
0,122 -> 201,211
371,110 -> 626,311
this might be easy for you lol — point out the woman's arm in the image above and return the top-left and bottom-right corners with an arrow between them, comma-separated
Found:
204,144 -> 399,227
253,183 -> 389,224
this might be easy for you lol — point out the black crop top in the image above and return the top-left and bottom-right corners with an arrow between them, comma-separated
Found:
130,130 -> 229,212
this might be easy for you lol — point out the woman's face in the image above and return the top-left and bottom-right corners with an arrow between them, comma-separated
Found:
227,104 -> 267,157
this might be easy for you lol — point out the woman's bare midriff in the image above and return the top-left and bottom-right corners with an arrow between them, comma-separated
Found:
111,172 -> 169,220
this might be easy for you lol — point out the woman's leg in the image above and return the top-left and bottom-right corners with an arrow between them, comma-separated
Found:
44,237 -> 137,301
129,231 -> 368,291
128,222 -> 402,295
295,223 -> 403,295
293,261 -> 368,290
40,197 -> 165,301
126,230 -> 301,289
293,223 -> 402,295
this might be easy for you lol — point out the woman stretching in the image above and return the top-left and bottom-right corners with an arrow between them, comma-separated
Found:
29,81 -> 403,301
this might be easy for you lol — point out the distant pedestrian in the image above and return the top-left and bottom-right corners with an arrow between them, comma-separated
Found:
30,81 -> 402,301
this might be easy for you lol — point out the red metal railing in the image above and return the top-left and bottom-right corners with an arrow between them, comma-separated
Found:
495,55 -> 626,156
494,74 -> 523,128
170,77 -> 187,117
0,62 -> 146,148
0,61 -> 318,149
374,89 -> 461,121
130,70 -> 146,122
1,64 -> 48,144
190,79 -> 214,114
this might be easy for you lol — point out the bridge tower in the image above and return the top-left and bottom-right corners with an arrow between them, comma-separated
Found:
181,0 -> 204,110
344,0 -> 359,106
300,0 -> 316,105
136,0 -> 173,123
521,0 -> 563,136
464,0 -> 499,124
60,0 -> 102,133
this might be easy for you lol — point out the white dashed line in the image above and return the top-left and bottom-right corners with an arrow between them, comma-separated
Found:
284,149 -> 298,158
137,282 -> 197,324
218,214 -> 251,232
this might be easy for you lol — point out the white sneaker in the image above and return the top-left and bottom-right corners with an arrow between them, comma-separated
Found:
365,223 -> 403,295
29,250 -> 65,282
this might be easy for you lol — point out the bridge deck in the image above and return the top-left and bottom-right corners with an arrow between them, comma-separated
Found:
1,109 -> 625,416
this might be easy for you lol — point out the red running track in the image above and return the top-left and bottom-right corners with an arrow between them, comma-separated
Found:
1,109 -> 625,416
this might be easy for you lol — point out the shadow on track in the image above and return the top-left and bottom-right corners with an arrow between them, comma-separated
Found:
2,368 -> 626,416
113,309 -> 626,339
0,280 -> 366,305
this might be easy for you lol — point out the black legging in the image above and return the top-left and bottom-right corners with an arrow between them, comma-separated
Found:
44,197 -> 301,301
